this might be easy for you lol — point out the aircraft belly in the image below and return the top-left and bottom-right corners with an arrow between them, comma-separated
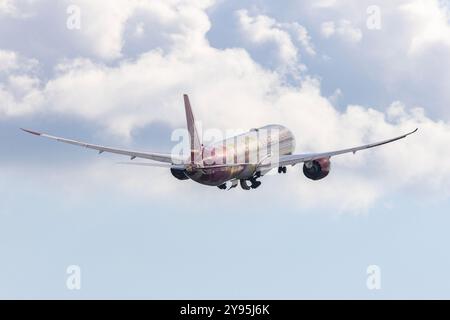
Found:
185,164 -> 257,186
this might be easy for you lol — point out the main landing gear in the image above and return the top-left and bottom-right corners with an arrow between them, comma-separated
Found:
240,171 -> 262,190
240,177 -> 261,190
278,166 -> 287,174
217,173 -> 262,190
217,180 -> 239,190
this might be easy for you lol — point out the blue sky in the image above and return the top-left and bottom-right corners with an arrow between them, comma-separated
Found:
1,0 -> 450,298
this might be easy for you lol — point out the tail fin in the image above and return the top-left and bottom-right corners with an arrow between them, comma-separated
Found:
183,94 -> 202,165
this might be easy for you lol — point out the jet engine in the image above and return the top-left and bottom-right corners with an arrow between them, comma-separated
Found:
170,168 -> 189,180
303,158 -> 331,180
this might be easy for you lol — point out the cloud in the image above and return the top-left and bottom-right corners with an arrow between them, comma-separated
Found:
30,46 -> 277,138
0,50 -> 37,73
236,9 -> 299,69
266,0 -> 450,119
0,0 -> 215,60
0,50 -> 42,117
320,19 -> 362,43
0,0 -> 37,18
400,0 -> 450,54
74,0 -> 214,59
312,0 -> 337,8
0,0 -> 18,16
2,0 -> 450,212
0,50 -> 18,72
0,74 -> 43,117
282,21 -> 316,56
320,21 -> 335,38
235,9 -> 315,76
72,0 -> 135,60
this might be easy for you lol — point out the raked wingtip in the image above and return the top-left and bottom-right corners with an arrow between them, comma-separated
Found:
20,128 -> 42,136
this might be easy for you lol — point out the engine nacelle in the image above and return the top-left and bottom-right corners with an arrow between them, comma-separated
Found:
303,158 -> 331,180
170,168 -> 189,180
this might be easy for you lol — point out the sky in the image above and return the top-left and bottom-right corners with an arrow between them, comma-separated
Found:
1,0 -> 450,299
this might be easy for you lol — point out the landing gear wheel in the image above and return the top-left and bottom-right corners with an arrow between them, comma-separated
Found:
278,166 -> 287,174
217,183 -> 227,190
240,178 -> 261,190
250,178 -> 261,189
240,179 -> 252,190
228,180 -> 238,190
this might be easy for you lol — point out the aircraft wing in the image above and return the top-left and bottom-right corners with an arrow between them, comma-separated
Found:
21,128 -> 187,164
259,128 -> 418,169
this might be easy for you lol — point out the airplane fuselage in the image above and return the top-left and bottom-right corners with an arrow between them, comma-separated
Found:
184,124 -> 295,186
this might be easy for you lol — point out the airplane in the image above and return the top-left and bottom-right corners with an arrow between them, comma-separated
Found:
21,94 -> 418,190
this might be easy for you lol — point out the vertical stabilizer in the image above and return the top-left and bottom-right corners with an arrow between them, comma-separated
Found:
183,94 -> 202,165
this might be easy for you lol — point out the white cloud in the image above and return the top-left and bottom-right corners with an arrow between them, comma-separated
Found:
39,47 -> 276,139
72,0 -> 134,60
310,0 -> 450,117
235,9 -> 315,77
320,21 -> 335,38
312,0 -> 337,8
0,50 -> 18,72
0,50 -> 37,73
321,19 -> 362,43
314,0 -> 450,51
0,0 -> 17,16
0,74 -> 44,117
400,0 -> 450,54
72,0 -> 214,59
236,9 -> 299,68
283,22 -> 316,56
0,0 -> 215,60
0,50 -> 41,116
0,0 -> 37,18
2,0 -> 450,212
